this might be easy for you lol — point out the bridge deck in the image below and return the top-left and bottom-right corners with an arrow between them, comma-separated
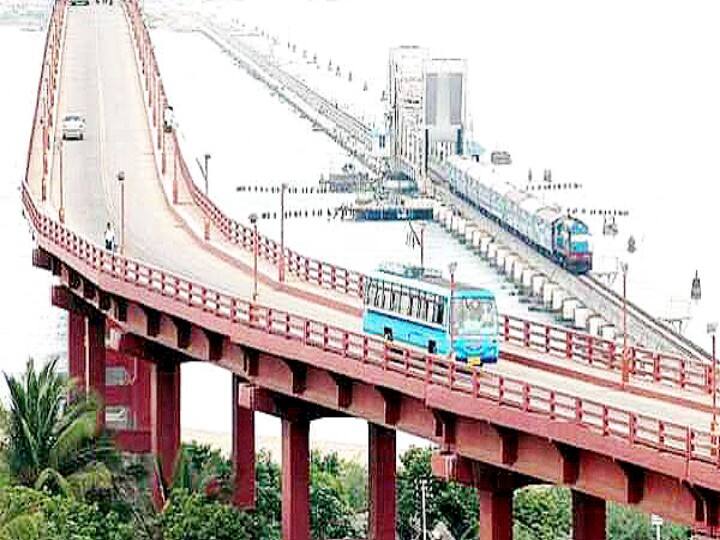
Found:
36,3 -> 715,445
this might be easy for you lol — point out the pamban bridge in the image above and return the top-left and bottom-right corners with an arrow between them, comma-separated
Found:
22,1 -> 720,539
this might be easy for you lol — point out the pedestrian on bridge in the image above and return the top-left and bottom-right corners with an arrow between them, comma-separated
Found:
104,222 -> 116,252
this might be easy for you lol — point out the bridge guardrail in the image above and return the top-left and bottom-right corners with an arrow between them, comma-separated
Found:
119,0 -> 715,402
20,176 -> 720,468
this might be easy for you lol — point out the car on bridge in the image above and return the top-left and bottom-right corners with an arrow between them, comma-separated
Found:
70,0 -> 90,5
61,114 -> 86,140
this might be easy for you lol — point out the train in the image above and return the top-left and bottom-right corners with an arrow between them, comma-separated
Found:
439,156 -> 593,274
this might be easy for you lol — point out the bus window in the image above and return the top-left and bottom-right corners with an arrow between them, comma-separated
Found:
377,281 -> 385,309
400,287 -> 411,315
435,298 -> 445,325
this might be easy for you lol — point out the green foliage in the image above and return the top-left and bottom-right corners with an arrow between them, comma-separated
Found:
4,358 -> 114,499
513,486 -> 570,540
310,451 -> 359,540
397,447 -> 478,540
607,503 -> 690,540
161,489 -> 252,540
0,486 -> 133,540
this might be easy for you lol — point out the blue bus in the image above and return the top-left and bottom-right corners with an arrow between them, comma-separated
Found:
362,263 -> 499,365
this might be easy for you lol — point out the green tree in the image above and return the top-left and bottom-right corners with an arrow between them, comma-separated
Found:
161,489 -> 252,540
311,451 -> 358,540
397,447 -> 478,540
513,486 -> 570,540
4,359 -> 114,499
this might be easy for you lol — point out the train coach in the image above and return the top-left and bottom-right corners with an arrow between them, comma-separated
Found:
442,156 -> 593,274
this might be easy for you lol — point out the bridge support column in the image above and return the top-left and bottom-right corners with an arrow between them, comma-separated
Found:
572,491 -> 606,540
87,313 -> 106,430
282,416 -> 310,540
232,375 -> 255,509
368,424 -> 396,540
151,360 -> 180,486
478,488 -> 513,540
68,311 -> 86,388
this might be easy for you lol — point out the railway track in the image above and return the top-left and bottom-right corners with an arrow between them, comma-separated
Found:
171,11 -> 707,361
428,165 -> 707,360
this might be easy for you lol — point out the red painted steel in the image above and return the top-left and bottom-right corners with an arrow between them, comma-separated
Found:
282,417 -> 310,540
232,375 -> 256,509
120,0 -> 712,402
151,361 -> 180,485
478,488 -> 512,540
572,490 -> 606,540
87,314 -> 106,430
68,310 -> 85,386
20,186 -> 720,469
368,424 -> 396,540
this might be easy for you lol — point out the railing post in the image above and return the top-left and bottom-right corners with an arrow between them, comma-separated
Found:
545,325 -> 551,353
523,321 -> 530,348
549,391 -> 556,419
503,316 -> 510,342
575,398 -> 583,423
587,335 -> 594,365
522,383 -> 530,411
654,353 -> 662,383
566,332 -> 573,359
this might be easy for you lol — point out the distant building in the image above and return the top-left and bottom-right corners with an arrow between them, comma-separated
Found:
387,48 -> 468,182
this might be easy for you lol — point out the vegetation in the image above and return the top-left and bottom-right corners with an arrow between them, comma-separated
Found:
0,359 -> 695,540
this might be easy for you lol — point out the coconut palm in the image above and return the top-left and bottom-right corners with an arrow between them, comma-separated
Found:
4,358 -> 114,499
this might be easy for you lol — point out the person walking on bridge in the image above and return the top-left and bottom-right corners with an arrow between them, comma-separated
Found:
104,222 -> 116,252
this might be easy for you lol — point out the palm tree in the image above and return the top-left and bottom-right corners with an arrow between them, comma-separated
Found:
4,358 -> 114,499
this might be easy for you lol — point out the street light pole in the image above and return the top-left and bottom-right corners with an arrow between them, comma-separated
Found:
117,171 -> 125,255
448,262 -> 457,352
709,323 -> 718,441
250,213 -> 258,301
279,182 -> 287,282
58,139 -> 64,223
197,153 -> 211,240
420,479 -> 428,540
620,261 -> 629,387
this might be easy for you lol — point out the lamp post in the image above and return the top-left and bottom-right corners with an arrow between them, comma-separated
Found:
117,171 -> 125,255
419,478 -> 428,540
57,139 -> 64,223
620,261 -> 629,387
279,182 -> 288,282
249,213 -> 258,301
448,262 -> 457,350
709,323 -> 718,441
197,153 -> 211,240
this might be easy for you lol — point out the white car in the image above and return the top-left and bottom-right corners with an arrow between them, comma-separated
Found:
61,114 -> 86,140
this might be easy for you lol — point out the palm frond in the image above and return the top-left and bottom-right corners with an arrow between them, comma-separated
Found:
66,462 -> 113,499
34,468 -> 73,498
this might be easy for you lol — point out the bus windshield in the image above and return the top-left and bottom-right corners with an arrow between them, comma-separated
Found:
453,298 -> 497,335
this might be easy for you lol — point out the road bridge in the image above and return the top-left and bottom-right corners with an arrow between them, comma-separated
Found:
22,1 -> 720,539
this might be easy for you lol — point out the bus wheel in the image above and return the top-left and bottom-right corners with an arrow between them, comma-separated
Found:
383,328 -> 393,342
428,341 -> 436,354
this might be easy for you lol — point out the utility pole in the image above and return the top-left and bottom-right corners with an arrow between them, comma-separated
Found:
249,213 -> 258,301
620,261 -> 629,387
279,182 -> 287,282
197,153 -> 211,240
117,171 -> 125,255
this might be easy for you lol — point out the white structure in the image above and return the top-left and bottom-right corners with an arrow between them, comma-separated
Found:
423,58 -> 467,163
387,48 -> 468,183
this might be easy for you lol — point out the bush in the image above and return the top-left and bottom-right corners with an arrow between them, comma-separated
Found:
161,489 -> 252,540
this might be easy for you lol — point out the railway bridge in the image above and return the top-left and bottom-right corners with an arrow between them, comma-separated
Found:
23,1 -> 720,539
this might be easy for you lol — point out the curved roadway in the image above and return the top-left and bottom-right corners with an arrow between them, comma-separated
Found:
41,3 -> 715,437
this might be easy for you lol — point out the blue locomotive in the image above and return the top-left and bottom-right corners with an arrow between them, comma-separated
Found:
441,156 -> 592,274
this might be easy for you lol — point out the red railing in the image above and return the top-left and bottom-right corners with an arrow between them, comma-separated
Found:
25,1 -> 720,471
119,0 -> 715,401
20,177 -> 720,468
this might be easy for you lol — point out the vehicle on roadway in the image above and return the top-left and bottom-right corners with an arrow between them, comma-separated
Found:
61,114 -> 86,140
69,0 -> 90,6
362,262 -> 499,365
442,155 -> 593,274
